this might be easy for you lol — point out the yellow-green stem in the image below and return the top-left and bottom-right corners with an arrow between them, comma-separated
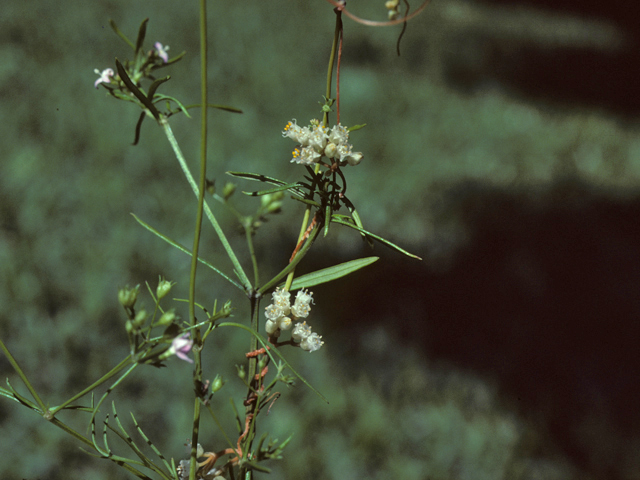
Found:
189,0 -> 209,478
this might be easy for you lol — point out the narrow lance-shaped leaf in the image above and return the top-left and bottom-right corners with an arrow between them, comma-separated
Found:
147,76 -> 170,100
227,171 -> 306,197
242,182 -> 304,197
134,18 -> 149,56
154,94 -> 192,118
109,19 -> 135,49
131,214 -> 243,291
133,111 -> 145,146
115,59 -> 161,120
331,216 -> 422,260
183,103 -> 243,114
289,256 -> 379,290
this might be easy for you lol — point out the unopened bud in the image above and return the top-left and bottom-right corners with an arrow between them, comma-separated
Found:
258,355 -> 268,370
222,182 -> 236,200
324,142 -> 338,159
267,201 -> 282,214
118,285 -> 140,309
236,365 -> 246,380
132,309 -> 148,329
157,309 -> 177,326
346,152 -> 363,166
211,374 -> 225,392
261,193 -> 273,207
156,277 -> 175,300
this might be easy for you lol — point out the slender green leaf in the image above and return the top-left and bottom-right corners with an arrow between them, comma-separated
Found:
289,257 -> 379,290
348,123 -> 366,132
228,171 -> 306,197
115,59 -> 160,120
133,112 -> 145,146
154,93 -> 191,118
134,18 -> 149,55
227,171 -> 287,185
242,182 -> 304,197
131,214 -> 243,291
331,217 -> 422,260
183,103 -> 243,114
147,76 -> 170,100
109,19 -> 135,49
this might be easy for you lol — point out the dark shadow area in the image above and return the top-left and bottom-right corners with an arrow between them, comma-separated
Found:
313,180 -> 640,479
450,0 -> 640,118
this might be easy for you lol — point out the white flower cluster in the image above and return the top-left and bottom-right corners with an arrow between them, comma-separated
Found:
265,288 -> 324,352
282,119 -> 363,167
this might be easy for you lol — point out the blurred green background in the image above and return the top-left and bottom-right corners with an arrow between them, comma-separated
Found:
2,0 -> 640,479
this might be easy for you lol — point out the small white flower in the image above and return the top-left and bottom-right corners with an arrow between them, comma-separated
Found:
94,68 -> 114,88
294,289 -> 314,306
300,332 -> 324,352
282,120 -> 310,144
272,287 -> 291,311
291,146 -> 321,165
265,304 -> 282,322
154,42 -> 170,63
328,124 -> 349,144
292,321 -> 312,342
291,289 -> 313,318
307,124 -> 328,151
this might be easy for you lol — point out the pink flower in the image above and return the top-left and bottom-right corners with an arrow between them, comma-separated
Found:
94,68 -> 114,88
169,333 -> 194,363
154,42 -> 170,63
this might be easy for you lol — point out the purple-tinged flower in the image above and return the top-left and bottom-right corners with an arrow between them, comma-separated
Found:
154,42 -> 170,63
94,68 -> 114,88
169,333 -> 194,363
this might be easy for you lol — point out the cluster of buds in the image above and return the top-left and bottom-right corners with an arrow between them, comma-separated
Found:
385,0 -> 401,20
283,119 -> 363,167
264,288 -> 324,352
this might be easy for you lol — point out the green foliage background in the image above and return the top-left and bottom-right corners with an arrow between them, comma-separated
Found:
1,0 -> 637,479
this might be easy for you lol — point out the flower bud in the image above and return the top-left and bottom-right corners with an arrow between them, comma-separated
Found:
267,201 -> 282,214
261,193 -> 273,208
211,374 -> 225,393
222,182 -> 236,200
236,364 -> 246,380
324,142 -> 338,159
118,285 -> 140,309
258,355 -> 268,370
346,152 -> 363,166
265,319 -> 279,335
132,309 -> 148,329
157,309 -> 177,326
156,277 -> 175,300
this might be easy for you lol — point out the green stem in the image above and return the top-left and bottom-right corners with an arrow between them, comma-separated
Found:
189,1 -> 209,479
160,118 -> 252,292
323,7 -> 342,127
0,338 -> 46,413
50,355 -> 133,415
282,10 -> 342,292
245,225 -> 260,287
259,225 -> 320,295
